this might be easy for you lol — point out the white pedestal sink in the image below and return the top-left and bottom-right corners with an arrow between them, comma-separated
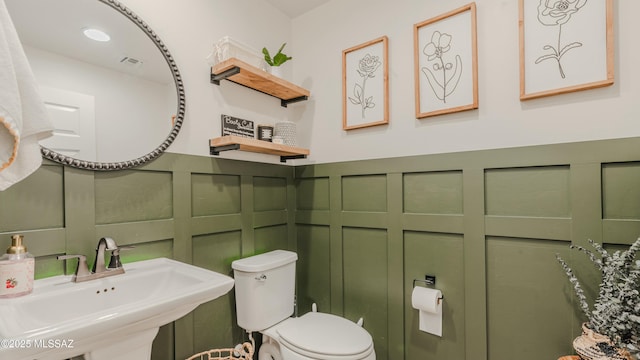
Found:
0,258 -> 234,360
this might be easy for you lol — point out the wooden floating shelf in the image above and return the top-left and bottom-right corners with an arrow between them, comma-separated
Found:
211,58 -> 310,107
210,135 -> 309,163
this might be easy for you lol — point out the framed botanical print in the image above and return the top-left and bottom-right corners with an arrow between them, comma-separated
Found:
414,3 -> 478,119
519,0 -> 614,100
342,36 -> 389,130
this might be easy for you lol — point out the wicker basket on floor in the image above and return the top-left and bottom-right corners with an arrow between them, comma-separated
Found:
186,342 -> 254,360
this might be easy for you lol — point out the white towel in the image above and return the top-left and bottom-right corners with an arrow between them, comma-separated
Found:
0,0 -> 53,191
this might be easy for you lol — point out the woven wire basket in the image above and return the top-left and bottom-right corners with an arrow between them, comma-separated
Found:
186,342 -> 254,360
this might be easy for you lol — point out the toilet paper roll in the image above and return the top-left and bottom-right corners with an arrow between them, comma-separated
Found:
411,287 -> 442,313
411,287 -> 443,336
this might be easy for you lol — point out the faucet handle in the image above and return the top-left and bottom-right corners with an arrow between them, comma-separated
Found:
107,245 -> 135,269
57,254 -> 91,280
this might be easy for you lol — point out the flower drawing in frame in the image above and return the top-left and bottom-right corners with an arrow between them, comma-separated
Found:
413,3 -> 478,119
349,53 -> 382,118
535,0 -> 588,79
343,36 -> 389,130
519,0 -> 614,100
421,30 -> 463,104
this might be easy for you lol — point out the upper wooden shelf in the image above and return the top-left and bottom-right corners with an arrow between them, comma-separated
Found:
210,135 -> 309,163
211,58 -> 310,107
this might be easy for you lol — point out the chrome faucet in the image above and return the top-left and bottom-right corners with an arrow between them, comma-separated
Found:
57,237 -> 131,283
92,237 -> 118,273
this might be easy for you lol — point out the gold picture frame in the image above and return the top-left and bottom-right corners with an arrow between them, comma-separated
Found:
519,0 -> 614,100
342,36 -> 389,130
414,3 -> 478,119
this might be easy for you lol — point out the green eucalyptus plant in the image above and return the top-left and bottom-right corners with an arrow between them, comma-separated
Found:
262,43 -> 292,67
556,238 -> 640,358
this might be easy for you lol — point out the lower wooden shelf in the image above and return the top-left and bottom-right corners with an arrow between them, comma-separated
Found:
209,135 -> 309,163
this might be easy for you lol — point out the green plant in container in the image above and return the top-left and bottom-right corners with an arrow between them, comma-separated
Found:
557,238 -> 640,359
262,43 -> 292,67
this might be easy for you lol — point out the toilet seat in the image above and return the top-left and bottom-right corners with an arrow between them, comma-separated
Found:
275,312 -> 374,359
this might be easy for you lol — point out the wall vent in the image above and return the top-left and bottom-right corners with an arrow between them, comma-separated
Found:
119,56 -> 143,67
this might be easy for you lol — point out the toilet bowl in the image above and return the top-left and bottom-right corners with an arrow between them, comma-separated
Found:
259,311 -> 375,360
231,250 -> 376,360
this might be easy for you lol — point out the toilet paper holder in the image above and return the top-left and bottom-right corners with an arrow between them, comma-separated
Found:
413,275 -> 444,302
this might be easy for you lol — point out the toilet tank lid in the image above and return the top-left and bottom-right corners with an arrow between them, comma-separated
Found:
232,250 -> 297,272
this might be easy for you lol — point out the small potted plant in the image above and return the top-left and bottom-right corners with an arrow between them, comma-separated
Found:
262,43 -> 292,78
557,238 -> 640,360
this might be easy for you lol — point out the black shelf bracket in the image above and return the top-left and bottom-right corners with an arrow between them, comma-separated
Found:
211,66 -> 241,85
280,154 -> 307,163
210,144 -> 240,156
281,96 -> 309,108
210,143 -> 307,163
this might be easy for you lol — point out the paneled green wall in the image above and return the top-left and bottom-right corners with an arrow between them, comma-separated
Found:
295,136 -> 640,360
3,136 -> 640,360
0,153 -> 295,360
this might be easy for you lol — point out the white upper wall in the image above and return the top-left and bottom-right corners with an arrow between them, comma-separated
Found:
116,0 -> 640,165
292,0 -> 640,164
118,0 -> 297,164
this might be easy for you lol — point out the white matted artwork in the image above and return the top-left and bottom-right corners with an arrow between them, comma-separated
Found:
342,36 -> 389,130
414,3 -> 478,119
519,0 -> 614,100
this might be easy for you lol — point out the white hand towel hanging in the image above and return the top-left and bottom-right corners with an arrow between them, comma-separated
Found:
0,0 -> 53,191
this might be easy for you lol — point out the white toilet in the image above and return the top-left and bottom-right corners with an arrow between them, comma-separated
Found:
232,250 -> 376,360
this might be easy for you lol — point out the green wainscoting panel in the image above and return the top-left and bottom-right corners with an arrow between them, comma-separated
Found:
0,164 -> 64,232
118,239 -> 174,263
404,231 -> 465,360
342,175 -> 387,212
0,153 -> 296,360
6,137 -> 640,360
296,224 -> 331,315
191,174 -> 241,216
15,230 -> 66,257
34,254 -> 65,279
151,324 -> 174,360
192,231 -> 243,353
253,176 -> 287,211
602,219 -> 640,246
296,177 -> 330,210
294,137 -> 640,360
403,171 -> 463,214
254,224 -> 289,253
95,170 -> 173,224
602,162 -> 640,220
486,237 -> 575,360
342,227 -> 388,359
485,166 -> 571,218
96,219 -> 175,246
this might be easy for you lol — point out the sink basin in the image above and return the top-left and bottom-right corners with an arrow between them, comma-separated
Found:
0,257 -> 234,360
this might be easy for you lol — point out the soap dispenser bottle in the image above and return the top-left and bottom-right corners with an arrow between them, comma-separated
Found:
0,234 -> 35,298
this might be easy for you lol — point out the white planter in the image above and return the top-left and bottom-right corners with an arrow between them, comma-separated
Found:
269,66 -> 284,78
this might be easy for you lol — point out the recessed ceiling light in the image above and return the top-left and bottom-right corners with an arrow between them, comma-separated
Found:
82,28 -> 111,42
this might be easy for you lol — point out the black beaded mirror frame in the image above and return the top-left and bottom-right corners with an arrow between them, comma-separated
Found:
40,0 -> 185,171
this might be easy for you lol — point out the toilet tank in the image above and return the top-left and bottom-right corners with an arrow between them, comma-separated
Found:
231,250 -> 297,332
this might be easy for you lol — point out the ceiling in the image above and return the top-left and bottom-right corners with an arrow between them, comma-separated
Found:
5,0 -> 329,84
6,0 -> 173,84
264,0 -> 330,18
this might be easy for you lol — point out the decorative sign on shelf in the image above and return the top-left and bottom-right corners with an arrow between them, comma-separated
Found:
257,125 -> 274,142
221,114 -> 255,138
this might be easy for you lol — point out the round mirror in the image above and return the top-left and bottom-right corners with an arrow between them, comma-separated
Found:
6,0 -> 185,170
